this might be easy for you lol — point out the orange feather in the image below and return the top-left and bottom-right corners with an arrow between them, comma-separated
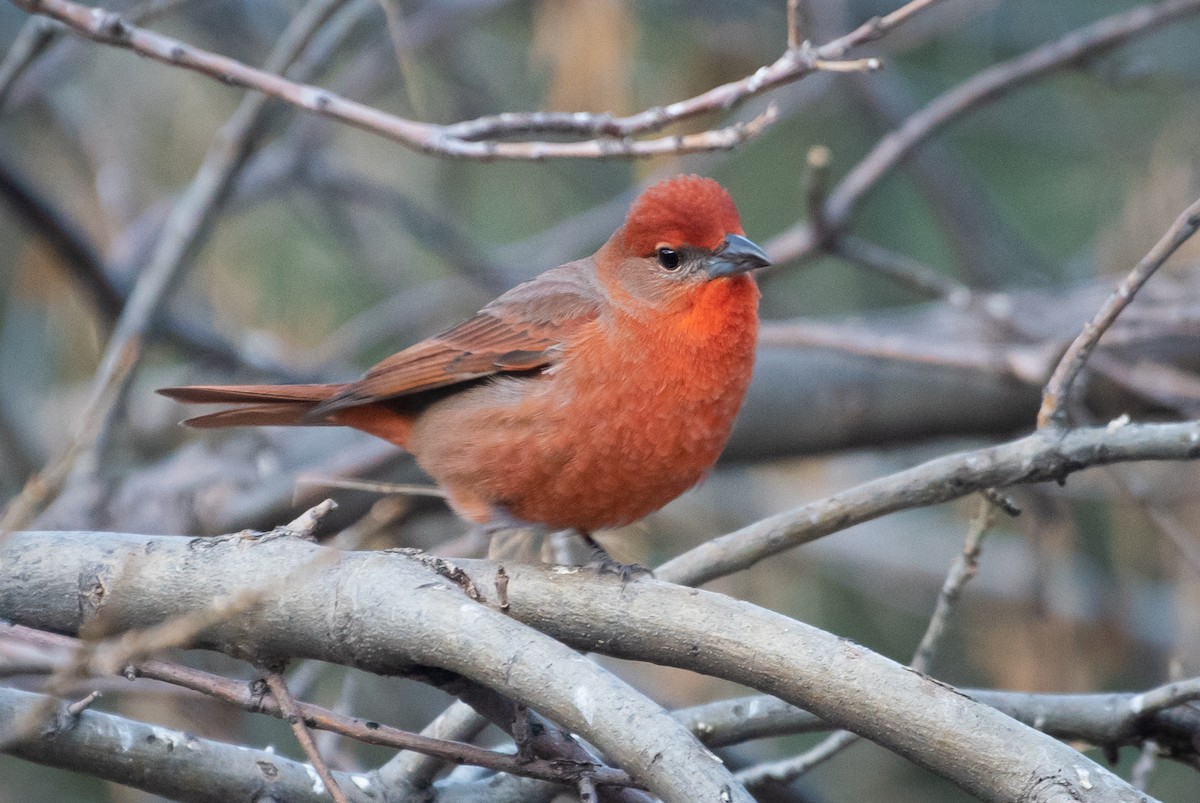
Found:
160,175 -> 768,534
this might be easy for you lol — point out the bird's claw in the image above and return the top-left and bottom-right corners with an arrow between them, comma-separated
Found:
586,551 -> 653,582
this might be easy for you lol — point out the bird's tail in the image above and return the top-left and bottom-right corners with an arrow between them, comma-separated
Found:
157,384 -> 349,428
158,383 -> 416,447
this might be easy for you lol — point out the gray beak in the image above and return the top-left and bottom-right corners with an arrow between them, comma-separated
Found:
706,234 -> 771,278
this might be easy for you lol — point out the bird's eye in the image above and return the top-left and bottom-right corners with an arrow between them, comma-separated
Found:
656,247 -> 680,270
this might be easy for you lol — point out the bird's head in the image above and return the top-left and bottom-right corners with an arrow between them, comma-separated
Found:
598,175 -> 770,309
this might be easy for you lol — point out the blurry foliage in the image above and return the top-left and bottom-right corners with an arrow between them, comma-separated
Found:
3,0 -> 1200,801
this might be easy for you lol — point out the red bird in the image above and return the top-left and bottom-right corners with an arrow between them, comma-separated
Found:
160,175 -> 768,560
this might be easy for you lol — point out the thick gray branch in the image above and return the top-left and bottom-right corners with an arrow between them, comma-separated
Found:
0,532 -> 748,803
0,531 -> 1152,802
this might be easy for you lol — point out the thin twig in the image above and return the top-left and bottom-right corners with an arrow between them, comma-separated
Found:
0,341 -> 136,533
833,234 -> 969,300
786,0 -> 805,50
10,0 -> 779,158
910,496 -> 997,673
736,729 -> 858,788
3,622 -> 641,789
294,477 -> 447,498
375,700 -> 489,791
768,0 -> 1200,264
0,0 -> 353,532
1131,740 -> 1158,790
263,666 -> 351,803
0,0 -> 191,109
7,0 -> 948,160
1038,195 -> 1200,428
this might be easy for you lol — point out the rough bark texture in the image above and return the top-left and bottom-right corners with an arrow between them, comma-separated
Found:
0,530 -> 1152,802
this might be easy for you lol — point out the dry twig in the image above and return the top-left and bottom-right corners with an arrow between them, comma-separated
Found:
1038,195 -> 1200,428
1,622 -> 640,790
768,0 -> 1200,264
262,666 -> 351,803
7,0 -> 956,160
0,0 -> 355,533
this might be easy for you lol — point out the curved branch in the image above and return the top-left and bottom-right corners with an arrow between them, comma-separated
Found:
766,0 -> 1200,264
0,683 -> 570,803
676,689 -> 1200,768
1039,196 -> 1200,428
0,532 -> 752,803
661,419 -> 1200,587
0,531 -> 1151,802
0,686 -> 377,803
0,621 -> 638,791
6,0 -> 950,160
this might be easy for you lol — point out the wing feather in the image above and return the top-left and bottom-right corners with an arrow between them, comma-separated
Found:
309,261 -> 601,416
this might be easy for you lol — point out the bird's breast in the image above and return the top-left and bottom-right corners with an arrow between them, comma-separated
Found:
523,276 -> 759,526
409,276 -> 760,531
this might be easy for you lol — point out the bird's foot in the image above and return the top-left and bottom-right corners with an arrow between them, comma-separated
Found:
577,531 -> 653,581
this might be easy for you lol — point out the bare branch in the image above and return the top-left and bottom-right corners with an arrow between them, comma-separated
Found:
1038,195 -> 1200,428
1128,678 -> 1200,719
6,0 -> 952,161
0,0 -> 354,533
786,0 -> 805,50
6,532 -> 751,801
833,234 -> 970,300
659,419 -> 1200,587
0,0 -> 192,109
676,685 -> 1200,764
768,0 -> 1200,265
910,497 -> 997,674
0,531 -> 1154,802
262,666 -> 351,803
736,495 -> 998,787
0,621 -> 639,791
0,685 -> 379,803
743,729 -> 862,789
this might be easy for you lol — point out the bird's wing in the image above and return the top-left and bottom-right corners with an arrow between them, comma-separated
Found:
310,261 -> 603,416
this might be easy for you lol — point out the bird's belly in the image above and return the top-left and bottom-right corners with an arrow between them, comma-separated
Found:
513,383 -> 737,529
409,360 -> 748,532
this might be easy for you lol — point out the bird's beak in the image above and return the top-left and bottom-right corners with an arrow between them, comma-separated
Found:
705,234 -> 771,278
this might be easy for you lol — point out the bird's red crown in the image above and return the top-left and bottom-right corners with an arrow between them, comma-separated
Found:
619,175 -> 745,256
